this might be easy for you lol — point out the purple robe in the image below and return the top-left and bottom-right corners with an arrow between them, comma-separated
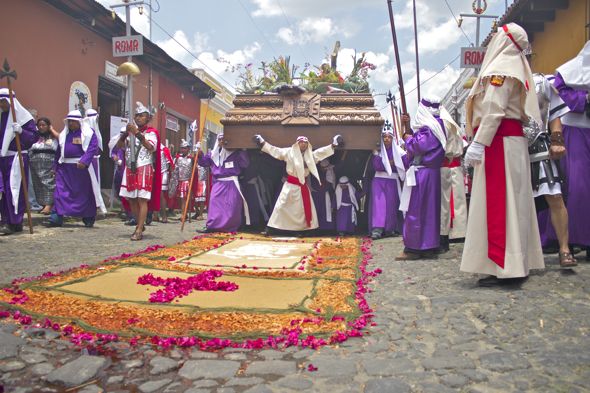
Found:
240,152 -> 269,228
369,145 -> 403,234
402,122 -> 444,252
311,174 -> 336,231
112,147 -> 125,189
548,73 -> 590,247
336,188 -> 362,234
54,129 -> 99,218
198,149 -> 249,232
0,113 -> 37,225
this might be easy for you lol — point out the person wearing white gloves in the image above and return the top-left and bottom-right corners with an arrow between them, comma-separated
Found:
460,23 -> 544,286
254,134 -> 343,235
0,89 -> 38,235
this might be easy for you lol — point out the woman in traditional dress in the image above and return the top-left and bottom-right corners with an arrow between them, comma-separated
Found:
29,117 -> 59,215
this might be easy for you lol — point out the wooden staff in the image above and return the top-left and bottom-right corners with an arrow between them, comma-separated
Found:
412,0 -> 421,103
393,103 -> 403,142
180,91 -> 213,231
386,0 -> 410,132
0,59 -> 33,234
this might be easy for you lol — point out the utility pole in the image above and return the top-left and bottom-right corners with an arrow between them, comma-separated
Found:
459,0 -> 498,47
110,0 -> 147,170
110,0 -> 146,119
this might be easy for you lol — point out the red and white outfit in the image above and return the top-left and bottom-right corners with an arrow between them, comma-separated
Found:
173,154 -> 193,198
460,23 -> 544,278
120,126 -> 161,205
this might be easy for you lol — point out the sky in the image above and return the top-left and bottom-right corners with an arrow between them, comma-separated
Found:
97,0 -> 511,121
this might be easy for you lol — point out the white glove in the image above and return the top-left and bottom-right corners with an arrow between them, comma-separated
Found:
465,141 -> 485,166
12,123 -> 22,134
332,134 -> 343,146
194,142 -> 201,151
372,149 -> 379,156
254,134 -> 265,144
117,159 -> 123,166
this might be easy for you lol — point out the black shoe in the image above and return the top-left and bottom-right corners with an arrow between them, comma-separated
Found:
438,235 -> 450,253
370,229 -> 383,240
586,247 -> 590,261
11,224 -> 23,233
83,217 -> 95,228
43,220 -> 62,228
196,228 -> 213,234
0,224 -> 14,235
125,218 -> 137,226
477,276 -> 527,287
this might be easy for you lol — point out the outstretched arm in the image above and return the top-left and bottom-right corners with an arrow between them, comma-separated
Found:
260,140 -> 289,161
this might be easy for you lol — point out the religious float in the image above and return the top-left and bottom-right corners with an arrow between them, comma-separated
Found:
222,51 -> 385,181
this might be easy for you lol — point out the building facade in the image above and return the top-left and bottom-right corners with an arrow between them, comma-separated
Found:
191,69 -> 235,151
0,0 -> 210,187
442,0 -> 590,133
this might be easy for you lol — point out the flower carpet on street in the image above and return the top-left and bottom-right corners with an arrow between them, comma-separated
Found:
0,234 -> 381,350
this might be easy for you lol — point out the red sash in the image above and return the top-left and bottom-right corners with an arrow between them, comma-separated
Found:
287,175 -> 312,228
474,119 -> 523,269
443,157 -> 461,168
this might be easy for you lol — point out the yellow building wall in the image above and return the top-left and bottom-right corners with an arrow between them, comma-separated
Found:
199,102 -> 223,131
532,0 -> 589,74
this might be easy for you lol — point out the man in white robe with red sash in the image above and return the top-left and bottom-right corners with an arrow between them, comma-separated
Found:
440,106 -> 468,251
460,23 -> 544,286
254,134 -> 342,235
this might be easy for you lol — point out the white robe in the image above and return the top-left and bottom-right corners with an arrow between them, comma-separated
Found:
262,142 -> 334,231
460,77 -> 544,278
441,126 -> 467,239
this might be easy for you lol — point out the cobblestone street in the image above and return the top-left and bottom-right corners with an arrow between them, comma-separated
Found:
1,215 -> 589,393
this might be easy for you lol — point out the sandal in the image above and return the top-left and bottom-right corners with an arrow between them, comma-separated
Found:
559,252 -> 577,268
130,231 -> 143,241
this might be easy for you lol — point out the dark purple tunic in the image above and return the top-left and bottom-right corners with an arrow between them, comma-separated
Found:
369,145 -> 403,234
54,129 -> 99,218
546,73 -> 590,247
0,112 -> 37,225
198,149 -> 249,232
402,121 -> 445,252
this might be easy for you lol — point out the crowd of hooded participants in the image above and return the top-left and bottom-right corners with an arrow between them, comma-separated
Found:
0,23 -> 588,286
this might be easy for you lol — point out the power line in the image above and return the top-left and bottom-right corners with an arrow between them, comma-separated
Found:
378,53 -> 462,111
443,0 -> 473,46
148,16 -> 238,92
236,0 -> 280,57
276,0 -> 311,66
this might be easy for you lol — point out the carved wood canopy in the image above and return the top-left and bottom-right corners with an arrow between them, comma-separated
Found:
221,92 -> 384,150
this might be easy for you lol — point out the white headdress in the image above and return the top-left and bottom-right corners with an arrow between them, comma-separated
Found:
211,133 -> 233,167
59,110 -> 95,163
336,176 -> 358,208
380,121 -> 406,181
557,40 -> 590,90
180,139 -> 190,148
85,108 -> 103,151
413,96 -> 447,151
465,22 -> 542,135
291,136 -> 319,184
0,89 -> 34,157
